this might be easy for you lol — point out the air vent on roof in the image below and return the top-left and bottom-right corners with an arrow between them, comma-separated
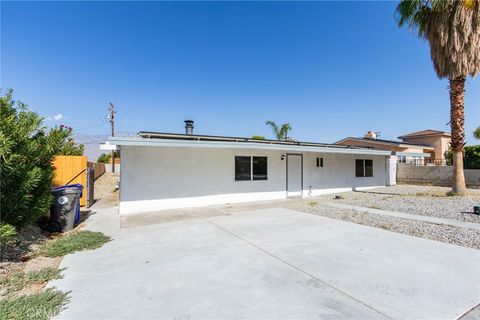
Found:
185,120 -> 194,135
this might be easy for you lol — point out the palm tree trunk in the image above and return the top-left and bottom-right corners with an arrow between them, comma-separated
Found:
449,77 -> 467,195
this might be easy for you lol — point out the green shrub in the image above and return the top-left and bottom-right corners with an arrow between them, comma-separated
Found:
97,153 -> 111,163
0,90 -> 76,228
445,145 -> 480,169
0,223 -> 17,244
38,231 -> 111,257
59,138 -> 84,156
0,288 -> 69,320
97,151 -> 119,164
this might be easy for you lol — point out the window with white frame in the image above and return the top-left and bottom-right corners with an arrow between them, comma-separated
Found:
235,156 -> 267,181
355,159 -> 373,177
398,155 -> 407,163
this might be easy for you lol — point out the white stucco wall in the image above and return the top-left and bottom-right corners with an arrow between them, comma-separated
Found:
302,152 -> 387,196
119,146 -> 387,215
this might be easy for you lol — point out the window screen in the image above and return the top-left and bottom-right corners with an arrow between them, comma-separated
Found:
355,159 -> 364,177
235,156 -> 251,181
253,156 -> 267,180
356,159 -> 373,177
364,159 -> 373,177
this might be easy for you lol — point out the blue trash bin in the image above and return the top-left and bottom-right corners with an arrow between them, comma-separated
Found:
49,184 -> 83,232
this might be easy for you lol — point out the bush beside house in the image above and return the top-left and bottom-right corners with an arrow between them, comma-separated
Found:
0,90 -> 82,237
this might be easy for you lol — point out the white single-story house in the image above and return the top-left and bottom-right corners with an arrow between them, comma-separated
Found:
102,122 -> 428,217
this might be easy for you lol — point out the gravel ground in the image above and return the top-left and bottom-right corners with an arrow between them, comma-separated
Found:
287,200 -> 480,250
314,185 -> 480,223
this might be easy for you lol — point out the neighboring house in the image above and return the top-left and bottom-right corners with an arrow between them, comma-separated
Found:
398,129 -> 451,163
101,121 -> 411,217
336,131 -> 434,164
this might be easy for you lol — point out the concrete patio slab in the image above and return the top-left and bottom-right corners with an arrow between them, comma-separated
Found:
50,207 -> 480,319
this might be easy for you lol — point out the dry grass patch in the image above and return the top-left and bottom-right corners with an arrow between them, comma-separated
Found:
38,231 -> 111,258
0,268 -> 62,297
415,190 -> 450,197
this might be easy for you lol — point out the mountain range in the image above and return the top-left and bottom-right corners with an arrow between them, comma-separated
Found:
73,132 -> 135,162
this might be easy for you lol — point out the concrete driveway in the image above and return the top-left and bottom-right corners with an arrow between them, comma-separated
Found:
50,207 -> 480,319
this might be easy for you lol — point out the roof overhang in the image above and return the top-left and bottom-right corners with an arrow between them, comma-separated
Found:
103,136 -> 394,156
395,151 -> 431,158
398,132 -> 451,139
100,143 -> 119,151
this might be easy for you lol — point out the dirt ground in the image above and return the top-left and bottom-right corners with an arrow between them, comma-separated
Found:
0,172 -> 119,297
92,172 -> 119,209
0,225 -> 62,297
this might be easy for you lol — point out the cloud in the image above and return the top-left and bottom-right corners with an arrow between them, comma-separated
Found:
47,113 -> 65,121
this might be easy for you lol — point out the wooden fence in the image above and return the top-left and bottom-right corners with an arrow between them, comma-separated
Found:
88,162 -> 106,180
53,156 -> 88,206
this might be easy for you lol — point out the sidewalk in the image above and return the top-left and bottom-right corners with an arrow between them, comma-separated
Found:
324,202 -> 480,231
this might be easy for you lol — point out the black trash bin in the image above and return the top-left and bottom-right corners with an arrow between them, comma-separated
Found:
49,184 -> 83,232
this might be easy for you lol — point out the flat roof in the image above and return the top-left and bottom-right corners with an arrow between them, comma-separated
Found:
103,131 -> 435,157
137,131 -> 366,148
336,137 -> 435,150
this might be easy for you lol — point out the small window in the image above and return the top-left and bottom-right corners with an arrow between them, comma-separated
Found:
235,156 -> 267,181
356,159 -> 373,177
235,156 -> 251,181
316,157 -> 324,167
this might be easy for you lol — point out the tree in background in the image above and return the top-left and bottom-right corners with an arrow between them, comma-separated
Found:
59,138 -> 84,156
474,126 -> 480,140
97,153 -> 111,164
97,151 -> 119,164
251,135 -> 266,140
0,90 -> 74,230
445,145 -> 480,170
396,0 -> 480,194
265,121 -> 292,141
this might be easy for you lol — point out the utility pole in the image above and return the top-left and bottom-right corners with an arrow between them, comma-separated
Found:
108,103 -> 116,173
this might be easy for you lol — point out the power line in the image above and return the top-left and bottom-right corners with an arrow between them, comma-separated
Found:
75,122 -> 108,131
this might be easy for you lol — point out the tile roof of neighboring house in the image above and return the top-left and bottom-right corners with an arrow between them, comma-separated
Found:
335,137 -> 434,149
398,129 -> 451,139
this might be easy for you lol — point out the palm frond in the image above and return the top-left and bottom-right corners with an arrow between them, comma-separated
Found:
474,126 -> 480,140
396,0 -> 480,78
266,121 -> 282,140
395,0 -> 431,37
279,123 -> 292,140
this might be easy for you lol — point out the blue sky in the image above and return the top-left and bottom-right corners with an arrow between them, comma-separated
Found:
2,1 -> 479,144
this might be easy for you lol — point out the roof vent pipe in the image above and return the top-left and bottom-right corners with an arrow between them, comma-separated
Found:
185,120 -> 194,135
364,131 -> 377,140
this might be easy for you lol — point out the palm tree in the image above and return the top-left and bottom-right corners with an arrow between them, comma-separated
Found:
474,127 -> 480,140
265,121 -> 292,141
396,0 -> 480,195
